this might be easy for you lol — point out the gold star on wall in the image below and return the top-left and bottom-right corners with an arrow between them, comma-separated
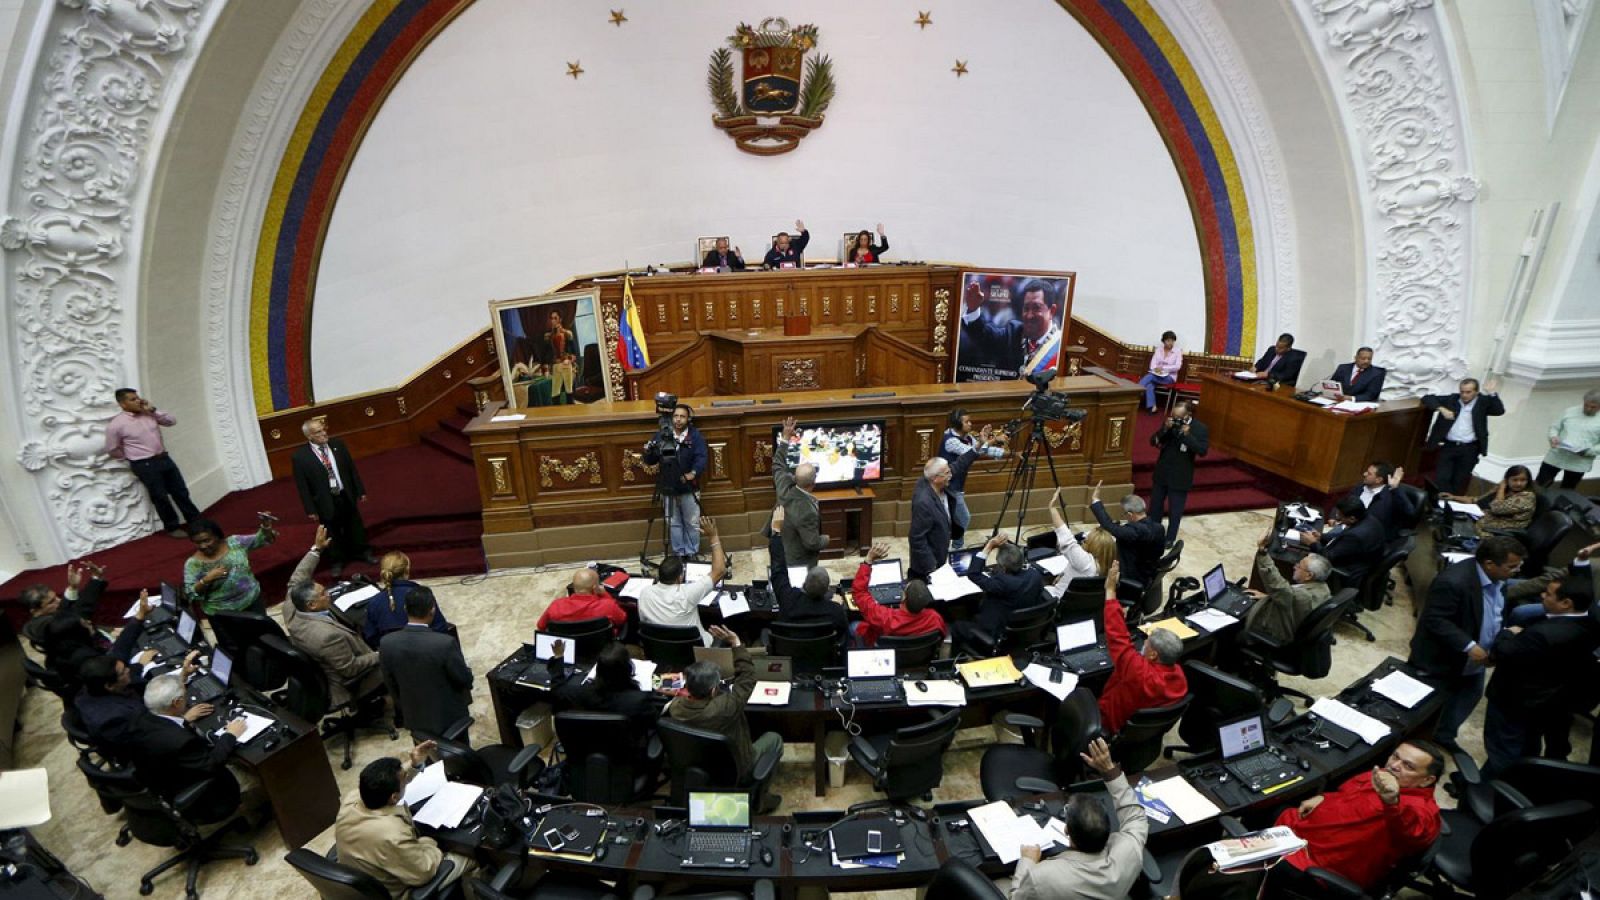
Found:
566,61 -> 585,79
608,9 -> 627,26
951,60 -> 968,77
915,11 -> 933,29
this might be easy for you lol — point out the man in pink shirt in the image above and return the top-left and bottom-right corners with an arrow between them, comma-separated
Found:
104,388 -> 198,538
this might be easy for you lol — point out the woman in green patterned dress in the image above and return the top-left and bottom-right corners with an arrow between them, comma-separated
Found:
183,516 -> 278,614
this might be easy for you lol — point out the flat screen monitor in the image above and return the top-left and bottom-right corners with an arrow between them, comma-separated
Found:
772,420 -> 885,488
159,582 -> 178,609
688,791 -> 750,829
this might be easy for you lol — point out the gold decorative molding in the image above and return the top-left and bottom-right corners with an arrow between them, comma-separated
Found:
731,362 -> 740,389
709,442 -> 728,480
845,294 -> 855,318
779,358 -> 820,391
657,303 -> 667,326
679,298 -> 691,325
601,301 -> 627,401
754,439 -> 774,474
396,396 -> 408,416
916,428 -> 933,462
717,358 -> 725,382
703,298 -> 715,323
269,428 -> 281,440
1106,416 -> 1126,451
727,297 -> 738,323
489,456 -> 513,496
364,406 -> 375,417
753,296 -> 763,321
868,294 -> 877,316
539,452 -> 602,488
822,294 -> 832,318
620,449 -> 659,483
1044,421 -> 1083,452
465,355 -> 475,365
912,289 -> 922,314
890,291 -> 900,314
798,295 -> 809,316
932,288 -> 950,357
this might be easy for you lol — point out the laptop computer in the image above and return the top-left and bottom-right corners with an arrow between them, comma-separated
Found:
681,791 -> 753,869
1218,713 -> 1299,794
1056,612 -> 1112,675
516,632 -> 576,686
692,646 -> 737,680
867,559 -> 905,605
949,550 -> 979,576
845,649 -> 902,704
754,656 -> 792,683
188,648 -> 231,703
151,610 -> 197,660
1202,564 -> 1253,619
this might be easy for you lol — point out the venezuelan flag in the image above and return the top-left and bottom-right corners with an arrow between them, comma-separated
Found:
616,274 -> 651,371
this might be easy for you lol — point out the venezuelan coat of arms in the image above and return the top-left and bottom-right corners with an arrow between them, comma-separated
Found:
706,18 -> 835,156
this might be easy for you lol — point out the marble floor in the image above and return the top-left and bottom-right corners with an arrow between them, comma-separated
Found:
15,508 -> 1591,898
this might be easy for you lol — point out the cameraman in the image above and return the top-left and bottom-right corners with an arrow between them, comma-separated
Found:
643,404 -> 708,558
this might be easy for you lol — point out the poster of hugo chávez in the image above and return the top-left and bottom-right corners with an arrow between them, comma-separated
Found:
952,271 -> 1075,383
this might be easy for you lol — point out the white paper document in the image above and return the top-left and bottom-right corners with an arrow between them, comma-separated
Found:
402,761 -> 448,807
413,782 -> 484,829
218,711 -> 275,744
490,413 -> 526,422
619,577 -> 654,600
1330,400 -> 1379,413
968,800 -> 1030,864
1023,664 -> 1079,701
1056,620 -> 1097,650
1371,670 -> 1434,708
1442,551 -> 1473,564
1232,370 -> 1258,380
1284,528 -> 1303,544
1140,775 -> 1221,824
1185,608 -> 1241,633
929,574 -> 982,602
787,565 -> 808,586
1310,697 -> 1390,745
1309,396 -> 1336,407
1034,554 -> 1069,577
1445,500 -> 1484,518
905,679 -> 967,707
1284,503 -> 1319,522
716,590 -> 751,619
746,681 -> 792,706
334,584 -> 382,612
586,659 -> 656,692
0,769 -> 52,828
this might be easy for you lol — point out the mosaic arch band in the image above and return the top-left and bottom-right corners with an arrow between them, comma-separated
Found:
953,271 -> 1075,384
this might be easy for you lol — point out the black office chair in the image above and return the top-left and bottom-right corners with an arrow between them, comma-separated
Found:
208,610 -> 292,693
1410,793 -> 1596,898
545,617 -> 618,662
77,757 -> 257,900
284,846 -> 457,900
1167,846 -> 1267,900
847,708 -> 961,801
554,711 -> 661,804
1448,755 -> 1600,826
1110,696 -> 1190,775
632,883 -> 775,900
1053,577 -> 1105,624
966,600 -> 1056,658
638,623 -> 701,670
656,718 -> 781,810
1341,536 -> 1413,642
261,633 -> 396,769
1165,661 -> 1287,758
429,715 -> 544,790
1238,588 -> 1355,703
979,686 -> 1101,802
22,656 -> 75,703
1390,483 -> 1426,535
925,857 -> 1006,900
876,630 -> 943,671
1123,541 -> 1182,624
764,619 -> 842,675
1490,508 -> 1574,576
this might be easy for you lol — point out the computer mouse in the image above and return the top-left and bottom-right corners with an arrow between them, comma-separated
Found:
914,680 -> 927,691
760,846 -> 774,866
594,843 -> 607,861
1298,758 -> 1311,771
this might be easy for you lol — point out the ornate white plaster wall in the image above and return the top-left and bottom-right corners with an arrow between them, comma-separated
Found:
309,0 -> 1212,399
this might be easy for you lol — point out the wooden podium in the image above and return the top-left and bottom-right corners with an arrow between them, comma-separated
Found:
1198,374 -> 1428,494
814,487 -> 874,559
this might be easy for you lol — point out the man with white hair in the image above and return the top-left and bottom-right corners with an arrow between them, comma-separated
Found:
124,673 -> 248,823
909,448 -> 983,581
1097,562 -> 1187,734
1088,481 -> 1165,588
1537,388 -> 1600,489
772,416 -> 829,568
291,417 -> 374,577
1244,525 -> 1333,644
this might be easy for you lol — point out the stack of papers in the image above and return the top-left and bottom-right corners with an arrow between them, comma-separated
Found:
490,413 -> 526,422
715,590 -> 750,619
402,761 -> 448,807
1139,775 -> 1220,824
1308,396 -> 1336,407
747,681 -> 792,706
619,578 -> 655,600
1330,400 -> 1379,413
1140,617 -> 1198,641
1022,664 -> 1079,701
0,769 -> 51,828
1034,555 -> 1069,577
905,679 -> 966,707
1185,608 -> 1241,632
1371,670 -> 1433,708
968,800 -> 1068,864
413,782 -> 484,829
928,563 -> 982,601
1207,826 -> 1307,871
1309,697 -> 1390,745
334,584 -> 382,612
1445,501 -> 1484,518
586,659 -> 656,692
958,656 -> 1024,689
218,711 -> 275,744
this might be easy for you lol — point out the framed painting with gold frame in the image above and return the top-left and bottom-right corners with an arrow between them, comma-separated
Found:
489,289 -> 613,408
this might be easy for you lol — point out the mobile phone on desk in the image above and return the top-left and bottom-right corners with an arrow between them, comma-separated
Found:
867,829 -> 882,855
542,828 -> 565,851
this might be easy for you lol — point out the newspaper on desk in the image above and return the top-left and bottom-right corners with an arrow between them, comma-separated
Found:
1309,697 -> 1390,745
1139,774 -> 1221,824
334,583 -> 382,613
968,800 -> 1068,864
1206,825 -> 1306,871
1370,670 -> 1434,708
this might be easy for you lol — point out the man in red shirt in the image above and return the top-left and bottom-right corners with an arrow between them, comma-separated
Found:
1098,561 -> 1187,733
1274,741 -> 1443,891
850,543 -> 948,647
537,569 -> 628,636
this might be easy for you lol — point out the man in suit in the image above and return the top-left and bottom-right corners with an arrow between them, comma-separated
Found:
701,237 -> 745,271
1010,739 -> 1147,900
1087,481 -> 1165,589
908,450 -> 982,581
282,527 -> 385,709
1422,376 -> 1506,494
767,518 -> 849,644
1408,535 -> 1526,750
1297,496 -> 1387,587
125,673 -> 247,824
1345,461 -> 1407,540
952,534 -> 1044,656
292,418 -> 374,578
976,279 -> 1064,379
380,585 -> 472,740
336,744 -> 471,896
1149,400 -> 1209,545
1330,346 -> 1387,402
1252,332 -> 1307,387
762,219 -> 809,268
20,560 -> 106,648
1483,575 -> 1599,777
772,416 -> 828,568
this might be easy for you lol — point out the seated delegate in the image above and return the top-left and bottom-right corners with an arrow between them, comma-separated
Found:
1442,464 -> 1537,536
1009,738 -> 1148,900
845,224 -> 889,264
1296,496 -> 1385,585
701,237 -> 745,272
850,543 -> 948,647
1042,487 -> 1117,599
1249,332 -> 1306,387
20,560 -> 106,648
667,625 -> 784,812
951,535 -> 1043,655
763,219 -> 809,269
1088,482 -> 1164,588
538,567 -> 629,636
1097,562 -> 1186,734
1136,330 -> 1182,413
336,743 -> 473,896
637,517 -> 726,646
1329,346 -> 1387,402
1242,526 -> 1331,644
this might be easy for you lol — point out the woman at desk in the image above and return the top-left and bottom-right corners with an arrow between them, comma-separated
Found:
1043,487 -> 1118,598
846,224 -> 889,264
183,516 -> 277,615
1136,331 -> 1182,413
364,551 -> 453,646
1443,465 -> 1536,535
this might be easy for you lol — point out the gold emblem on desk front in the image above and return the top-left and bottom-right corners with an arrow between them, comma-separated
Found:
707,19 -> 834,156
1044,421 -> 1083,452
620,449 -> 659,484
932,288 -> 950,357
488,457 -> 513,497
917,428 -> 933,461
538,452 -> 602,488
778,358 -> 819,391
1106,416 -> 1125,451
709,442 -> 728,480
754,439 -> 774,475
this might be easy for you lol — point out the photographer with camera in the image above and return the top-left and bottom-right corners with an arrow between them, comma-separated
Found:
642,401 -> 708,558
940,409 -> 1008,550
1149,399 -> 1208,545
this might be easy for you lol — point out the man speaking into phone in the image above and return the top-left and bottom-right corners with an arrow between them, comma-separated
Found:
292,417 -> 376,577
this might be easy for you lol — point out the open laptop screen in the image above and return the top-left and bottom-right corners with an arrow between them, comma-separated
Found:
177,610 -> 197,644
688,792 -> 750,829
533,632 -> 576,664
210,649 -> 233,687
1203,565 -> 1227,601
1219,714 -> 1267,760
869,559 -> 903,586
847,649 -> 895,679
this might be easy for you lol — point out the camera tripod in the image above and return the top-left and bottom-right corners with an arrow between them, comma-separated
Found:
987,412 -> 1068,543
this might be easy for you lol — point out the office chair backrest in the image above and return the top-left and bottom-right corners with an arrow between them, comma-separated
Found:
284,847 -> 392,900
876,709 -> 961,800
767,625 -> 841,675
261,633 -> 333,721
1171,845 -> 1267,900
1113,696 -> 1190,775
22,656 -> 75,702
1470,800 -> 1597,898
1055,578 -> 1106,624
1391,483 -> 1425,533
1138,540 -> 1184,615
876,630 -> 942,671
434,739 -> 498,788
75,757 -> 187,848
1358,537 -> 1414,612
1496,759 -> 1600,810
210,610 -> 290,691
925,856 -> 1007,900
1177,661 -> 1263,752
998,601 -> 1056,654
1282,589 -> 1355,679
544,617 -> 616,662
638,623 -> 702,670
1520,509 -> 1574,573
555,711 -> 641,804
657,718 -> 746,806
1049,686 -> 1102,785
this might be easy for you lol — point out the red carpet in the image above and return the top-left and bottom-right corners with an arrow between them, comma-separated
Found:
3,428 -> 485,627
1129,409 -> 1286,515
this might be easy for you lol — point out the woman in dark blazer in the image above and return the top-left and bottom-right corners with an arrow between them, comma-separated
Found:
846,224 -> 889,264
364,551 -> 452,646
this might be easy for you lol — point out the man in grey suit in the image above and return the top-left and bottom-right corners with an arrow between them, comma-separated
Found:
380,585 -> 472,740
1008,738 -> 1147,900
772,416 -> 828,567
282,526 -> 384,708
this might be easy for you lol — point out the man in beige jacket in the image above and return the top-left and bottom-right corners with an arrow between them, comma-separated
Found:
1009,738 -> 1147,900
335,740 -> 472,895
281,526 -> 383,707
